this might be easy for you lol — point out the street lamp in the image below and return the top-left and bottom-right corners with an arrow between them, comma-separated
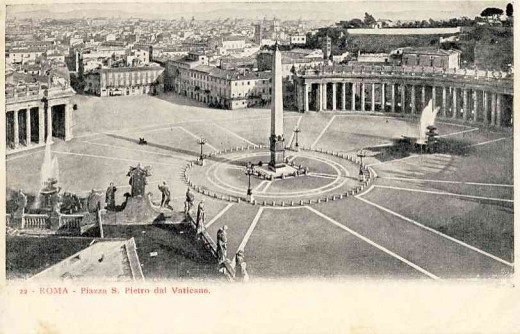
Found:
245,161 -> 255,197
293,127 -> 301,151
357,149 -> 366,182
198,137 -> 207,165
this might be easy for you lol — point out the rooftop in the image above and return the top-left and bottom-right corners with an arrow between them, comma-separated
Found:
30,238 -> 144,282
401,47 -> 462,56
193,64 -> 270,80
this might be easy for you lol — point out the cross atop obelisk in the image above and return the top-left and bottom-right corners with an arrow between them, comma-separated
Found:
269,42 -> 285,171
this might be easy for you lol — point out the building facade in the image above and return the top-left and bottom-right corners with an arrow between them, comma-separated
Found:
83,66 -> 164,97
163,54 -> 271,109
400,48 -> 461,69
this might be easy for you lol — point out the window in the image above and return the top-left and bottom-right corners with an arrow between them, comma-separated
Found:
247,81 -> 250,85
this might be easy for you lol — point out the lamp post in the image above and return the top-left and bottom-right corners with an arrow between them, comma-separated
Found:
245,161 -> 255,201
357,149 -> 366,182
294,127 -> 301,151
198,137 -> 207,165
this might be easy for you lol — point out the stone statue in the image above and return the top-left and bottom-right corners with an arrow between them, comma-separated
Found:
216,225 -> 228,264
196,200 -> 206,238
13,189 -> 27,218
185,187 -> 195,213
158,181 -> 172,210
105,183 -> 117,210
87,189 -> 103,213
127,163 -> 152,197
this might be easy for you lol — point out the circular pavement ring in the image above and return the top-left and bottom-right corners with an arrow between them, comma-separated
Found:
184,147 -> 371,205
207,151 -> 350,197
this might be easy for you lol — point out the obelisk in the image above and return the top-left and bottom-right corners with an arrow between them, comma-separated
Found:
269,42 -> 285,171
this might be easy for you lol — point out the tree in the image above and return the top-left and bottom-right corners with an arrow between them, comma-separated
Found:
363,12 -> 377,26
480,7 -> 504,19
506,3 -> 513,17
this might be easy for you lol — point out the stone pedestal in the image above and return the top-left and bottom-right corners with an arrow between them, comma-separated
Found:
269,135 -> 285,170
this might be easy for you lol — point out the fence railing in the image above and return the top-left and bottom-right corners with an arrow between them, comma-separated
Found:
22,214 -> 49,229
59,214 -> 84,230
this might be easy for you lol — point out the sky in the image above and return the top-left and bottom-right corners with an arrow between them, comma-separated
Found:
7,1 -> 510,21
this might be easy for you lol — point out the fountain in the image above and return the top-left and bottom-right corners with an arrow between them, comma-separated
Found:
38,135 -> 61,211
417,99 -> 440,145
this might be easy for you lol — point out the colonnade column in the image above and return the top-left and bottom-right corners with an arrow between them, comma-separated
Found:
490,93 -> 497,126
371,83 -> 375,112
462,89 -> 468,121
25,109 -> 31,145
391,84 -> 396,113
381,83 -> 386,111
321,83 -> 327,111
432,86 -> 437,111
38,107 -> 45,143
442,86 -> 447,117
303,83 -> 309,112
341,82 -> 346,111
496,94 -> 502,127
317,84 -> 322,111
13,110 -> 19,147
411,85 -> 416,114
473,90 -> 478,122
421,85 -> 426,108
65,104 -> 74,141
47,105 -> 53,139
452,87 -> 458,119
400,84 -> 406,113
483,91 -> 489,125
361,83 -> 366,111
351,83 -> 356,111
332,83 -> 337,111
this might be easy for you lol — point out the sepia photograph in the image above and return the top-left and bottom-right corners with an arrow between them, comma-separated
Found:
1,0 -> 517,332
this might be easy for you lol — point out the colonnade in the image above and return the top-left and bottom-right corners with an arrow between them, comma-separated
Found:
298,80 -> 512,127
6,102 -> 74,150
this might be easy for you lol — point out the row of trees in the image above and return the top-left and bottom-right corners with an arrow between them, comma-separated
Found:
480,3 -> 513,19
337,3 -> 513,30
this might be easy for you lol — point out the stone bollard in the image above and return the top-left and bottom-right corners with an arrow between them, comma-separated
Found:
317,199 -> 321,204
272,201 -> 276,206
263,201 -> 266,206
291,201 -> 294,206
300,200 -> 304,206
325,197 -> 329,202
339,194 -> 343,199
281,202 -> 285,207
253,199 -> 257,205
